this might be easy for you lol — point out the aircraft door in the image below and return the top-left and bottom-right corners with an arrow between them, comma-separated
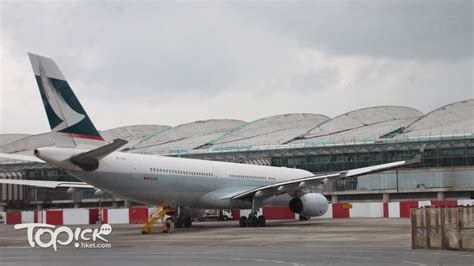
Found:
213,166 -> 224,189
130,158 -> 142,179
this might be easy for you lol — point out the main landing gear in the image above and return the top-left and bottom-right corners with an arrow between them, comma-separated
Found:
175,216 -> 193,228
239,213 -> 266,227
239,195 -> 266,227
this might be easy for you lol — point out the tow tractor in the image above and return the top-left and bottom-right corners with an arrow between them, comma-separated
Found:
141,206 -> 176,234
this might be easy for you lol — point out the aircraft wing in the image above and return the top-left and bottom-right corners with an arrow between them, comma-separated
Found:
0,179 -> 94,189
231,144 -> 426,200
0,153 -> 45,163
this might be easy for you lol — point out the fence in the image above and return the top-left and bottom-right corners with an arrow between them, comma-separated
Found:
411,206 -> 474,251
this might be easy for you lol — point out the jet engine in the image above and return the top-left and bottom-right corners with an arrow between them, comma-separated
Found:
289,193 -> 329,217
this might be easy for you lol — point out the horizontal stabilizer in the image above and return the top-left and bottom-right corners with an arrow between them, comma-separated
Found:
0,179 -> 93,189
70,138 -> 128,171
0,153 -> 45,163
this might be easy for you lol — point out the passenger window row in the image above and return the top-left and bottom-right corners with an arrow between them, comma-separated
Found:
150,168 -> 213,177
229,174 -> 269,180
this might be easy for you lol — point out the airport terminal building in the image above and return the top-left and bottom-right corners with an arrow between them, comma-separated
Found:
0,99 -> 473,210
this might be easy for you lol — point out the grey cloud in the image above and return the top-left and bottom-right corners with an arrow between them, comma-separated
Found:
231,0 -> 473,61
2,2 -> 301,100
0,1 -> 472,134
290,68 -> 340,93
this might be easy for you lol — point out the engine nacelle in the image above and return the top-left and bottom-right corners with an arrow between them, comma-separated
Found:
289,193 -> 329,217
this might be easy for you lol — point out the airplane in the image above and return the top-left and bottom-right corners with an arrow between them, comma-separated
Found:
0,53 -> 425,232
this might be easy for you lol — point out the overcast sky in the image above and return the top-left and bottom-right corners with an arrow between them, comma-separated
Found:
0,0 -> 472,134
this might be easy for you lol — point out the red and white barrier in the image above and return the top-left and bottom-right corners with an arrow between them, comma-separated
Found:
388,202 -> 400,218
63,209 -> 89,225
458,199 -> 474,206
4,199 -> 474,225
21,211 -> 35,223
350,202 -> 384,218
46,210 -> 63,225
129,207 -> 148,224
107,208 -> 129,224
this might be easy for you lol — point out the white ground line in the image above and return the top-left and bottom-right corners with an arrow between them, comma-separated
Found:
402,260 -> 427,266
318,254 -> 373,260
0,255 -> 305,265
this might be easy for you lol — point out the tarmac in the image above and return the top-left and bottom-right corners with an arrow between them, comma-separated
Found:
0,218 -> 472,265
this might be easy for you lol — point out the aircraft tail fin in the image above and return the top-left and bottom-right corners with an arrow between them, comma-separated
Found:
28,53 -> 105,148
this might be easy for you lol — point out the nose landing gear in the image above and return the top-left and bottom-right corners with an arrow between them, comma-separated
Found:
176,216 -> 193,228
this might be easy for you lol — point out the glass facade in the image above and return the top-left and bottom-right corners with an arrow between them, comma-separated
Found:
0,163 -> 112,202
25,167 -> 76,182
271,146 -> 474,172
336,168 -> 474,191
184,139 -> 474,193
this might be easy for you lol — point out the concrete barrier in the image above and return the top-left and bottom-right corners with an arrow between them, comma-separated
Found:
411,206 -> 474,251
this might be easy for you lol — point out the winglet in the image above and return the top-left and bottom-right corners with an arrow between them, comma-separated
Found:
406,144 -> 426,165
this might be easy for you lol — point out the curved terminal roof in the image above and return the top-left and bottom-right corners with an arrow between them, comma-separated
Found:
101,125 -> 170,142
298,118 -> 418,145
0,132 -> 54,154
208,113 -> 329,149
295,106 -> 422,142
401,99 -> 474,137
0,125 -> 171,154
0,134 -> 31,147
129,119 -> 246,154
101,125 -> 170,150
0,100 -> 471,155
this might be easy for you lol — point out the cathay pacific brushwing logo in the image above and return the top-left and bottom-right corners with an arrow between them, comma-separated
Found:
38,62 -> 85,131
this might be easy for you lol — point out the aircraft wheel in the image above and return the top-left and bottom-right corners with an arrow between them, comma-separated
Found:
299,215 -> 309,221
175,217 -> 184,228
184,217 -> 192,228
239,216 -> 247,227
248,215 -> 258,227
257,215 -> 266,227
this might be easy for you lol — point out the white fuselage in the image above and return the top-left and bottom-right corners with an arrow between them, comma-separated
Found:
36,147 -> 314,209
